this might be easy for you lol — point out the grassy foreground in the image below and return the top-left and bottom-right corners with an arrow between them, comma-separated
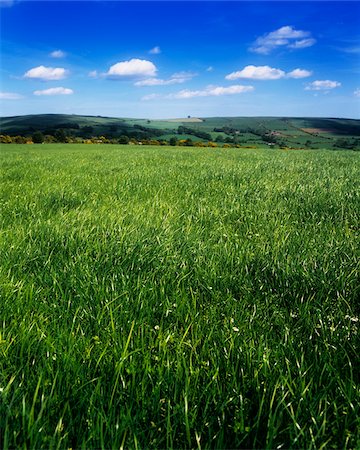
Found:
1,144 -> 359,449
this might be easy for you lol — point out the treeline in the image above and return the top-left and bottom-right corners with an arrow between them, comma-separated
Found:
177,126 -> 212,141
2,129 -> 358,150
0,133 -> 259,148
2,122 -> 168,141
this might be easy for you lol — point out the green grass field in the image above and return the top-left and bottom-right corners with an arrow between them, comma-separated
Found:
1,144 -> 359,449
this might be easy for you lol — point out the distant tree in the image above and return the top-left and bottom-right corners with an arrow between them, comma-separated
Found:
0,134 -> 12,144
32,131 -> 45,144
54,129 -> 67,143
13,135 -> 27,144
169,137 -> 178,146
334,138 -> 355,149
118,135 -> 129,144
44,135 -> 57,143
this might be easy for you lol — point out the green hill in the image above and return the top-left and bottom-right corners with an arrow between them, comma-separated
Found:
1,114 -> 359,149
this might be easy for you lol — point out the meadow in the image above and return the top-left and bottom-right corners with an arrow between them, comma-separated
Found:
0,144 -> 359,449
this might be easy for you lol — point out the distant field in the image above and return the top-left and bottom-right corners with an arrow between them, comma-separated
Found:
160,118 -> 204,123
1,114 -> 359,149
1,144 -> 359,449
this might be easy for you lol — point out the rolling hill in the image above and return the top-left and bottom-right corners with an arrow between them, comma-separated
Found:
1,114 -> 359,149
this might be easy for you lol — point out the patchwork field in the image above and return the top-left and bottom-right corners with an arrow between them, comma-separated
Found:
1,115 -> 360,149
1,144 -> 359,449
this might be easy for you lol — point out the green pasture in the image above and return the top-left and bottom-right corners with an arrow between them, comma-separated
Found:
0,144 -> 359,449
2,116 -> 359,150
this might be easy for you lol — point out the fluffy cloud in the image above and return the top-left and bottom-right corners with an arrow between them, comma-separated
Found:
0,91 -> 23,99
354,88 -> 360,97
106,59 -> 157,78
168,85 -> 254,99
149,46 -> 161,54
305,80 -> 341,91
287,68 -> 312,78
250,25 -> 316,54
50,50 -> 66,58
33,87 -> 74,96
24,65 -> 68,81
135,71 -> 196,86
88,70 -> 98,78
226,65 -> 285,80
226,65 -> 312,80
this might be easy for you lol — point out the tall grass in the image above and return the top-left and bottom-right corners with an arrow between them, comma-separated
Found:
1,144 -> 359,448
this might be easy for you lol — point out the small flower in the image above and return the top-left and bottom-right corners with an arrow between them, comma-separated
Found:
345,315 -> 358,322
233,327 -> 239,332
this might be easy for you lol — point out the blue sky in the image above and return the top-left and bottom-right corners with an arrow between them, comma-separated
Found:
1,1 -> 359,118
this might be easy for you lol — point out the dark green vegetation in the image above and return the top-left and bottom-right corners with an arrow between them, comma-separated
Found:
1,114 -> 360,149
1,144 -> 359,449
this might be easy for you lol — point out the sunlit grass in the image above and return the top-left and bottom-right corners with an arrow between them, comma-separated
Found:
1,144 -> 359,448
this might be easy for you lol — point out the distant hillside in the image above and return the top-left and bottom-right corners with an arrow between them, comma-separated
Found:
1,114 -> 359,149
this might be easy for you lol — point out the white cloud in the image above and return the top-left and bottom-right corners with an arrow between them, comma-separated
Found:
106,59 -> 157,78
50,50 -> 66,58
142,84 -> 254,101
168,84 -> 254,99
288,38 -> 316,49
135,71 -> 196,86
226,65 -> 312,81
33,87 -> 74,96
0,91 -> 23,99
287,68 -> 312,79
268,25 -> 309,39
24,65 -> 68,81
341,46 -> 360,54
88,70 -> 98,78
149,46 -> 161,54
226,65 -> 285,80
250,25 -> 316,54
206,66 -> 214,72
172,71 -> 196,81
305,80 -> 341,91
136,78 -> 173,86
353,88 -> 360,97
